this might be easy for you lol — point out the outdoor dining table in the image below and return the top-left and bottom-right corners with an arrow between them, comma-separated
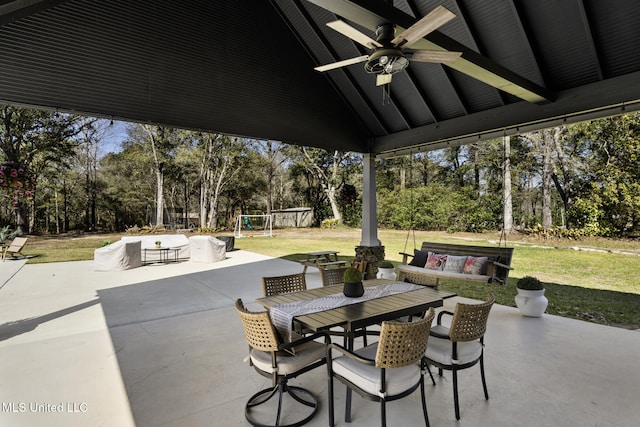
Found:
256,278 -> 456,423
255,278 -> 456,351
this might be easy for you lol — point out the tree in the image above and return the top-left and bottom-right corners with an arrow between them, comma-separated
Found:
285,147 -> 359,223
567,113 -> 640,235
190,133 -> 254,229
136,125 -> 181,227
0,105 -> 85,234
502,135 -> 514,233
540,129 -> 556,229
258,140 -> 288,216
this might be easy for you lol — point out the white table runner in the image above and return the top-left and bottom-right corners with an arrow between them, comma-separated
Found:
270,282 -> 423,342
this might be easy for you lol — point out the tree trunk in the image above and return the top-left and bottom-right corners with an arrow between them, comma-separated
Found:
155,168 -> 164,226
541,130 -> 554,228
15,202 -> 28,235
502,135 -> 514,233
551,126 -> 572,228
55,189 -> 60,234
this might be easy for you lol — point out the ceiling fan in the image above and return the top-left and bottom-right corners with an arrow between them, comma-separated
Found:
314,5 -> 462,86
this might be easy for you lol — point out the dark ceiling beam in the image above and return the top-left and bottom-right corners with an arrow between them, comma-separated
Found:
374,70 -> 640,156
441,66 -> 469,115
576,0 -> 603,80
507,0 -> 546,84
0,0 -> 69,25
306,0 -> 554,103
404,67 -> 439,124
274,0 -> 389,135
455,0 -> 509,107
510,0 -> 550,89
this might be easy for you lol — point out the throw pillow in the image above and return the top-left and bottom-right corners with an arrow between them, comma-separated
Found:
425,252 -> 447,270
408,249 -> 429,267
443,255 -> 467,273
463,256 -> 489,275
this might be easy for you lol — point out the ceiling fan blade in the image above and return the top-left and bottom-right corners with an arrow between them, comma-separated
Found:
409,50 -> 462,63
326,20 -> 382,48
376,74 -> 392,86
391,5 -> 456,47
314,55 -> 369,72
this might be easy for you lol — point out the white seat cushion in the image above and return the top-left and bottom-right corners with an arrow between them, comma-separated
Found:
332,343 -> 421,397
250,340 -> 326,376
425,334 -> 483,366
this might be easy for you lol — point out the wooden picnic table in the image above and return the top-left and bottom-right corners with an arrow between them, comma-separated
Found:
298,250 -> 347,273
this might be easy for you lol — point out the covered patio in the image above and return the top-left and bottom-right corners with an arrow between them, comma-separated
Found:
1,252 -> 638,426
1,2 -> 640,425
2,0 -> 640,250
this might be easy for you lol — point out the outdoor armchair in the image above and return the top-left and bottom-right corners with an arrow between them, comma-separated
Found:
423,294 -> 495,420
327,308 -> 435,427
235,299 -> 329,427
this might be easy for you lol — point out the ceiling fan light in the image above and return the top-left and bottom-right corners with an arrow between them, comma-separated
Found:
365,48 -> 408,74
390,56 -> 409,73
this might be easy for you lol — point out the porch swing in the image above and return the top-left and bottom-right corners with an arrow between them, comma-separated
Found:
401,150 -> 419,256
396,143 -> 515,286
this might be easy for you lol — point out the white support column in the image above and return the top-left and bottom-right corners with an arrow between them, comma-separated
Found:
360,152 -> 381,247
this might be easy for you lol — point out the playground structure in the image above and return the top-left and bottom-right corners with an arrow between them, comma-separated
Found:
234,214 -> 273,238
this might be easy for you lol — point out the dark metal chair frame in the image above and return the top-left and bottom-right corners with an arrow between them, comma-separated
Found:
235,299 -> 330,427
327,308 -> 435,427
423,294 -> 495,420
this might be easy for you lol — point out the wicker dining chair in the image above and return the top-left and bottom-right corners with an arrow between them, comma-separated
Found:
262,273 -> 307,297
235,299 -> 329,427
320,267 -> 348,287
423,294 -> 495,420
327,308 -> 436,427
350,259 -> 367,278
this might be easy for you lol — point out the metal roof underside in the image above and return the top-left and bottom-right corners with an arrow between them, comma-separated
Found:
1,0 -> 640,156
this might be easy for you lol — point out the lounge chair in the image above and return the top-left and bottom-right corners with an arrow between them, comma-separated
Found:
3,237 -> 27,261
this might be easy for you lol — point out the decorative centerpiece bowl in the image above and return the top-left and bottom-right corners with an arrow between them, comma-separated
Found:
343,267 -> 364,298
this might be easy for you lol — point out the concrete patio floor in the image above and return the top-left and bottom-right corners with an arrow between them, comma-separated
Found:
1,250 -> 639,427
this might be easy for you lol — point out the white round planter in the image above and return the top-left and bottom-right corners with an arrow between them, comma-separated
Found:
377,267 -> 397,280
515,288 -> 548,317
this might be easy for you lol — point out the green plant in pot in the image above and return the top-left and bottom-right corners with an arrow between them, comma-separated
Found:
376,260 -> 397,280
516,276 -> 544,290
515,276 -> 548,317
343,267 -> 364,298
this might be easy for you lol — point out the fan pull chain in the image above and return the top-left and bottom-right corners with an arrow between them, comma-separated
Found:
382,83 -> 392,105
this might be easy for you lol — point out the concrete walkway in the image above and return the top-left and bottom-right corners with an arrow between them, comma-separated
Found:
1,251 -> 639,426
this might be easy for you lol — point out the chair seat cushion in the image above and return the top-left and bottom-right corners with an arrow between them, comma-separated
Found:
425,332 -> 483,366
332,343 -> 421,397
251,340 -> 326,376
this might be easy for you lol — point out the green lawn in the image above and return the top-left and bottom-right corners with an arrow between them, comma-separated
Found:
233,228 -> 640,329
19,227 -> 640,328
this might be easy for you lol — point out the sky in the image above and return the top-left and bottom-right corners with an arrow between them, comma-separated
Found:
99,120 -> 129,155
